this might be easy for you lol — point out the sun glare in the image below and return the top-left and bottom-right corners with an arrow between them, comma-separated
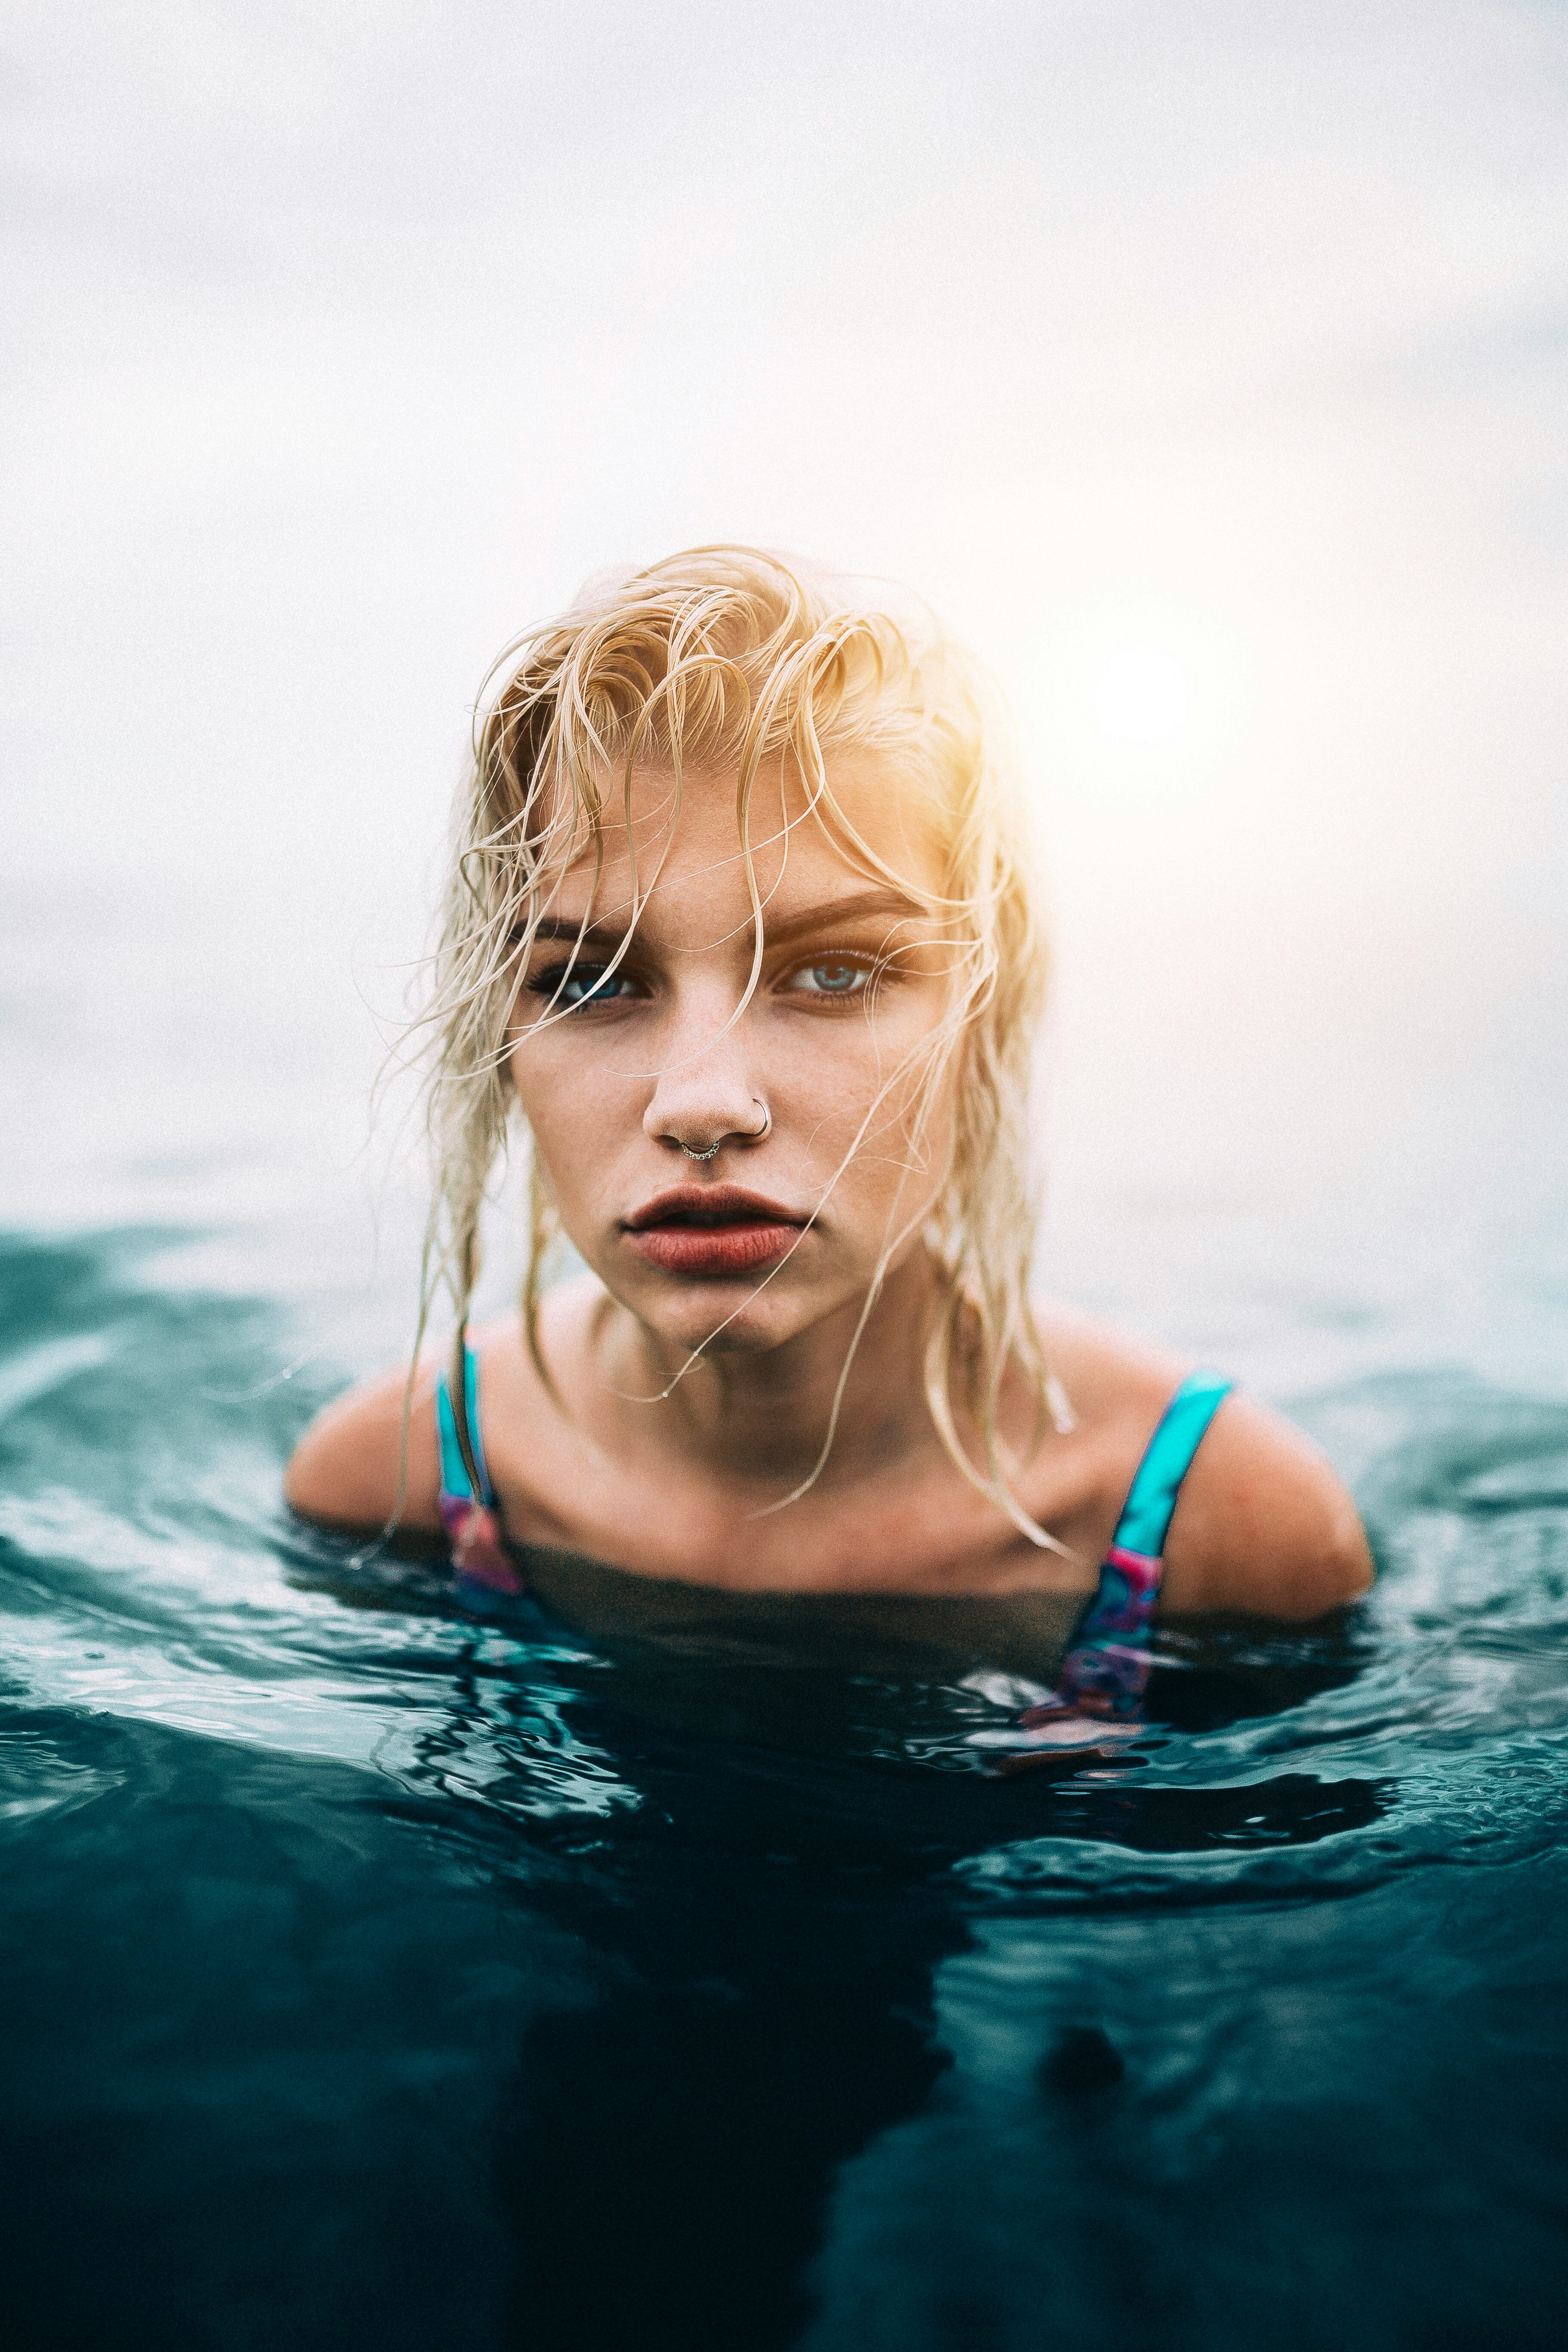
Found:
1033,605 -> 1250,796
1089,643 -> 1197,748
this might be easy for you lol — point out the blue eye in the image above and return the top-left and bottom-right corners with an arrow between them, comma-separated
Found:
789,959 -> 870,996
533,962 -> 638,1008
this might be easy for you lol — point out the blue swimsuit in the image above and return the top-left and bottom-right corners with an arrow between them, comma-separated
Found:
435,1352 -> 1232,1726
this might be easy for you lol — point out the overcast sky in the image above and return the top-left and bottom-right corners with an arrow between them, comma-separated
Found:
4,1 -> 1566,1250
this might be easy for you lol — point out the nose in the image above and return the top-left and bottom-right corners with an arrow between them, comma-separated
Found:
643,997 -> 770,1158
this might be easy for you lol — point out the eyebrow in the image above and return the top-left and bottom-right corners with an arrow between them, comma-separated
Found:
761,888 -> 931,949
525,916 -> 631,954
523,888 -> 931,957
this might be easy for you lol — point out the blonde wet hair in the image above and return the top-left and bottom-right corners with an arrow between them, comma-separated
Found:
414,545 -> 1062,1542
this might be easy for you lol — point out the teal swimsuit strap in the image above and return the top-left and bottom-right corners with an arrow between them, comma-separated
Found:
1110,1368 -> 1234,1559
1018,1367 -> 1236,1728
434,1346 -> 525,1599
435,1346 -> 494,1506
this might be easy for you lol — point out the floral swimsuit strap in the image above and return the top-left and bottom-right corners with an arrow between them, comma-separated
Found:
434,1348 -> 527,1597
1020,1368 -> 1234,1731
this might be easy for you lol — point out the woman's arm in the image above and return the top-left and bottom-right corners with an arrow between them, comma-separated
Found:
283,1356 -> 445,1534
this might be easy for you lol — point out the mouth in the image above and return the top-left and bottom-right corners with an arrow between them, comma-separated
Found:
621,1185 -> 809,1279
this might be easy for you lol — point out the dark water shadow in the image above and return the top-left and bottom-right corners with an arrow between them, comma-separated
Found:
490,1831 -> 962,2352
392,1655 -> 1390,2352
1146,1617 -> 1373,1733
1004,1769 -> 1387,1852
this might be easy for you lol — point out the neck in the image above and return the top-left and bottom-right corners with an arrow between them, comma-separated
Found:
596,1249 -> 950,1489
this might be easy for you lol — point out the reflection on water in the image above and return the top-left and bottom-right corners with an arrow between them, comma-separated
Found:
4,1225 -> 1568,2349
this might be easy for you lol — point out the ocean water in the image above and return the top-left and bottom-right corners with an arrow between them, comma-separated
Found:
5,876 -> 1568,2350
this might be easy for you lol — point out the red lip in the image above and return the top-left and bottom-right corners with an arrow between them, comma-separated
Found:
622,1184 -> 809,1280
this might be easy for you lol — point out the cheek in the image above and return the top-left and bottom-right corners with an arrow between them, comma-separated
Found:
819,990 -> 954,1109
506,1040 -> 612,1183
505,1038 -> 544,1127
508,1025 -> 611,1105
508,1061 -> 614,1255
795,1031 -> 959,1200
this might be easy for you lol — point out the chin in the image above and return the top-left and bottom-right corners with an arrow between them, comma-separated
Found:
658,1298 -> 799,1355
634,1278 -> 813,1357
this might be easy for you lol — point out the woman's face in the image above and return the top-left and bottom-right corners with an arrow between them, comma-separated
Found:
508,753 -> 960,1363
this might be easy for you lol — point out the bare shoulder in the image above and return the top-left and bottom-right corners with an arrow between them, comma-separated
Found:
282,1328 -> 506,1535
281,1312 -> 533,1534
1157,1383 -> 1374,1619
282,1347 -> 446,1534
1032,1300 -> 1374,1621
282,1286 -> 591,1536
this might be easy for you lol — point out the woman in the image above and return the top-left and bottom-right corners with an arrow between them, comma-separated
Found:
286,547 -> 1370,1738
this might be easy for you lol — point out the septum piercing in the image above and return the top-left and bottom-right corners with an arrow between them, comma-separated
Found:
680,1098 -> 770,1161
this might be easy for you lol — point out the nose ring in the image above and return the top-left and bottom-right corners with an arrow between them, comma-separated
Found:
677,1099 -> 771,1161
